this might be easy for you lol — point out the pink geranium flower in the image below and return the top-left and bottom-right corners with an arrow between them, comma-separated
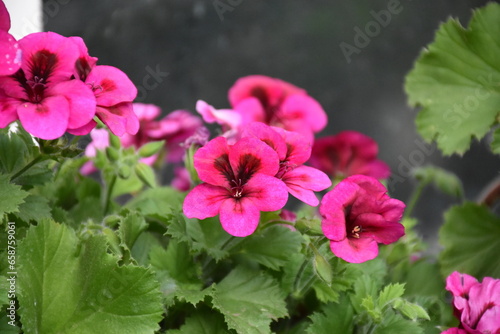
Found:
0,32 -> 96,139
242,122 -> 331,206
443,272 -> 500,334
309,131 -> 391,180
70,65 -> 139,137
226,75 -> 328,139
0,1 -> 21,76
183,136 -> 288,237
319,175 -> 405,263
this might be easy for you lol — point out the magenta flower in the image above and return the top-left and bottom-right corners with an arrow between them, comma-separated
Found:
227,75 -> 328,140
242,122 -> 331,206
183,136 -> 288,237
70,65 -> 139,137
0,32 -> 96,139
319,175 -> 405,263
0,1 -> 20,76
443,271 -> 500,334
309,131 -> 391,180
196,99 -> 241,131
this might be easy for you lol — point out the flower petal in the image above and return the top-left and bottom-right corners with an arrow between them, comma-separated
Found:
282,165 -> 332,206
0,1 -> 11,32
229,137 -> 280,177
96,102 -> 139,136
245,173 -> 288,212
354,213 -> 405,244
0,31 -> 20,76
50,80 -> 96,130
86,65 -> 137,106
183,183 -> 228,220
67,119 -> 97,136
272,126 -> 311,165
329,237 -> 379,263
0,91 -> 19,127
17,96 -> 69,139
320,180 -> 360,241
280,94 -> 327,133
219,197 -> 260,237
196,99 -> 241,129
242,122 -> 287,160
193,136 -> 231,187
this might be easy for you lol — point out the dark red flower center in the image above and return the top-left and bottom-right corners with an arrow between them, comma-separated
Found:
250,86 -> 285,125
214,153 -> 262,199
16,49 -> 58,104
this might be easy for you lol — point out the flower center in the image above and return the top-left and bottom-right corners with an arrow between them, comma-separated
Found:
213,153 -> 262,199
275,161 -> 296,179
351,225 -> 362,239
231,179 -> 245,198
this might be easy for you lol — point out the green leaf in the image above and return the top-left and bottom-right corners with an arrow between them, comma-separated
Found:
118,211 -> 148,252
439,202 -> 500,278
212,266 -> 288,334
149,240 -> 203,305
392,299 -> 430,321
373,311 -> 424,334
166,214 -> 231,261
0,277 -> 10,307
0,124 -> 39,175
235,225 -> 303,270
413,166 -> 463,198
491,127 -> 500,154
166,310 -> 231,334
306,295 -> 354,334
0,313 -> 21,334
0,174 -> 28,218
378,283 -> 405,309
14,195 -> 52,223
405,3 -> 500,155
17,220 -> 163,334
125,187 -> 184,220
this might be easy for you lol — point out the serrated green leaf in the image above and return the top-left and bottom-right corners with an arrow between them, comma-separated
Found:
378,283 -> 405,308
362,295 -> 382,322
405,3 -> 500,155
212,266 -> 288,334
235,225 -> 303,270
14,195 -> 52,223
392,299 -> 430,321
0,174 -> 29,218
439,202 -> 500,278
17,220 -> 163,334
166,310 -> 230,334
0,313 -> 20,334
166,214 -> 231,261
373,311 -> 424,334
125,187 -> 184,219
306,295 -> 354,334
118,211 -> 148,251
130,232 -> 162,266
491,127 -> 500,154
0,124 -> 39,175
413,166 -> 463,198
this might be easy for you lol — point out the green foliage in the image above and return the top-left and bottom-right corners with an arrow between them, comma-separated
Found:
306,295 -> 354,333
405,3 -> 500,155
166,310 -> 231,334
412,166 -> 463,198
439,202 -> 500,278
0,174 -> 28,219
211,266 -> 288,334
17,220 -> 163,334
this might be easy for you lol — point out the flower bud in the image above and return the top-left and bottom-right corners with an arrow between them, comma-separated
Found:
134,163 -> 156,188
138,140 -> 165,158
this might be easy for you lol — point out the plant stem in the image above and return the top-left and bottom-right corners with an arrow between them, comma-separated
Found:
10,155 -> 44,182
404,181 -> 428,218
103,174 -> 117,215
478,176 -> 500,207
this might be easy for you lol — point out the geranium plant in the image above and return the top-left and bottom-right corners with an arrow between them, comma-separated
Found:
1,1 -> 499,333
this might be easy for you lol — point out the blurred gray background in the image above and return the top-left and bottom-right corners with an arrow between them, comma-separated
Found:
43,0 -> 500,246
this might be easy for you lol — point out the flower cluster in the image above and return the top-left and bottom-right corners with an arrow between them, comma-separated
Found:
183,75 -> 405,261
0,2 -> 138,140
442,271 -> 500,334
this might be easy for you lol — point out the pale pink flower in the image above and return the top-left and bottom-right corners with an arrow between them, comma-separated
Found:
319,175 -> 405,263
183,136 -> 288,237
309,131 -> 390,180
